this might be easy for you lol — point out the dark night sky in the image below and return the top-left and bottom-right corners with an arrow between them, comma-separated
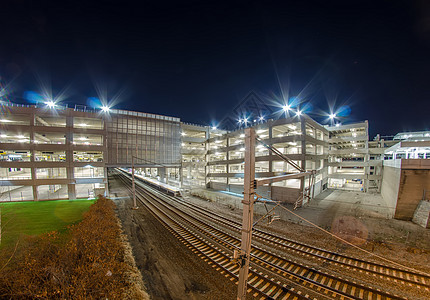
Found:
1,0 -> 430,137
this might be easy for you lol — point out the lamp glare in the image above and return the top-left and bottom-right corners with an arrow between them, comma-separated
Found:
46,100 -> 56,108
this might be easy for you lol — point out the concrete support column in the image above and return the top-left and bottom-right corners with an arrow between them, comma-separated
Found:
364,152 -> 369,193
68,184 -> 76,199
364,121 -> 369,193
300,118 -> 307,190
180,166 -> 183,188
29,112 -> 38,201
226,136 -> 230,192
268,124 -> 273,197
66,115 -> 75,199
32,186 -> 38,202
103,116 -> 108,172
205,129 -> 210,188
104,166 -> 109,197
184,165 -> 189,180
159,167 -> 166,182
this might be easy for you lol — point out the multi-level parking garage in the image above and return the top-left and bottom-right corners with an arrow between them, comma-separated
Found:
0,102 -> 181,201
179,119 -> 429,222
327,121 -> 387,192
203,115 -> 329,205
1,100 -> 429,224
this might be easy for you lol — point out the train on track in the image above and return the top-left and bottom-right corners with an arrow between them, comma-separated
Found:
117,168 -> 181,197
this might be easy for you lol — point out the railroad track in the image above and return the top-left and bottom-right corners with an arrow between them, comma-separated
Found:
116,173 -> 313,299
113,170 -> 428,299
169,192 -> 430,290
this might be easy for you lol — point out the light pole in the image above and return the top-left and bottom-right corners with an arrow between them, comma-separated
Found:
236,128 -> 313,300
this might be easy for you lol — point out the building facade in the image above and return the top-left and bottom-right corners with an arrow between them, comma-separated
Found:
0,103 -> 107,201
327,121 -> 386,192
203,115 -> 329,204
0,102 -> 181,201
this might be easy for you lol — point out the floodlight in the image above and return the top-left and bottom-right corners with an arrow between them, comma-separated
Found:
282,104 -> 290,112
212,126 -> 217,130
181,132 -> 186,136
101,105 -> 110,112
46,100 -> 56,108
259,116 -> 264,121
335,123 -> 341,127
295,110 -> 302,117
329,113 -> 336,119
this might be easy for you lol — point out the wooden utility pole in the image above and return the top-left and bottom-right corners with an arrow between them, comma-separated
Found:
236,128 -> 314,299
237,127 -> 256,300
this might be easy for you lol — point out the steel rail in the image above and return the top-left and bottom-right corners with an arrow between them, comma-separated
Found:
116,173 -> 311,300
113,171 -> 418,299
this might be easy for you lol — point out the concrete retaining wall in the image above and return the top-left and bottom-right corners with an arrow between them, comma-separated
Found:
412,200 -> 430,228
271,186 -> 300,203
189,188 -> 305,224
381,165 -> 401,210
396,169 -> 430,220
208,179 -> 325,204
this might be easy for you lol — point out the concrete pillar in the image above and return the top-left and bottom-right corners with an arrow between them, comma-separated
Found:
300,118 -> 307,190
32,186 -> 38,202
104,182 -> 109,197
268,123 -> 273,197
68,184 -> 76,199
180,166 -> 183,188
226,135 -> 230,192
29,112 -> 39,201
158,167 -> 166,182
104,165 -> 109,197
66,114 -> 75,199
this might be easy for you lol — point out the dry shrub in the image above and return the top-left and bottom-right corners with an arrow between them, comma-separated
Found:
0,197 -> 149,299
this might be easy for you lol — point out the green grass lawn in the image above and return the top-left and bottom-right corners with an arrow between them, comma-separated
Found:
0,199 -> 95,248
